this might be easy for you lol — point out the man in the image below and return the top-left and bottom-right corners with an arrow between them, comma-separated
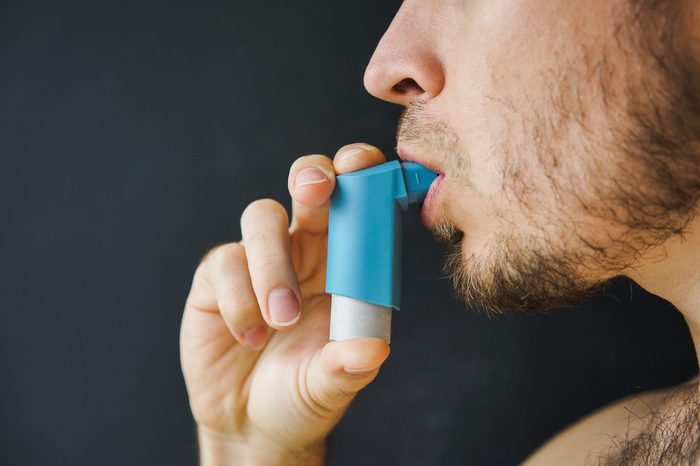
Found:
180,0 -> 700,464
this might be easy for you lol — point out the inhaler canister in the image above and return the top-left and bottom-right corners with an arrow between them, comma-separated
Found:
325,160 -> 438,343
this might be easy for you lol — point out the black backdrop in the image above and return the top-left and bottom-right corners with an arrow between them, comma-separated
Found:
2,1 -> 697,465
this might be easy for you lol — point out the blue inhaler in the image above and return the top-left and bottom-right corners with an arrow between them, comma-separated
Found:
325,161 -> 438,344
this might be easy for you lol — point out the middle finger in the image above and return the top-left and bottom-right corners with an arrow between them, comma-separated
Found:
241,198 -> 302,330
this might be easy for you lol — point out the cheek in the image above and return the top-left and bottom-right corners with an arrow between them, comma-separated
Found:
434,87 -> 505,203
442,141 -> 575,259
441,179 -> 512,257
432,0 -> 622,253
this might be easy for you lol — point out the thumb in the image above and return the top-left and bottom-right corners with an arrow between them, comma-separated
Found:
307,338 -> 390,412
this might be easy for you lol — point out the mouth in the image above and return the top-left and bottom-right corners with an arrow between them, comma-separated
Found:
396,146 -> 443,174
397,145 -> 445,228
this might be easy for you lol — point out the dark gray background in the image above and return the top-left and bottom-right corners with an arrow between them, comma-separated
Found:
1,1 -> 697,465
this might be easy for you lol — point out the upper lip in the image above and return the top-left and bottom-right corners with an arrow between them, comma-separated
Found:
396,145 -> 443,175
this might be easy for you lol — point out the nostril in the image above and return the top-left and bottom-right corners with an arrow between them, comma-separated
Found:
392,78 -> 424,95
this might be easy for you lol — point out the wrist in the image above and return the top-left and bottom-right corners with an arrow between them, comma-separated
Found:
197,426 -> 326,466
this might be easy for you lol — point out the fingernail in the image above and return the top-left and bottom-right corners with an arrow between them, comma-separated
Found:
243,325 -> 267,350
295,167 -> 329,188
268,288 -> 301,326
338,146 -> 370,162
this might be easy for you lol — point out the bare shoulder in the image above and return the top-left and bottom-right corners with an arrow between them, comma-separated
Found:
524,377 -> 698,466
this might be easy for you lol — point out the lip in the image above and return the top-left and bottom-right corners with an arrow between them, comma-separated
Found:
397,145 -> 444,228
419,173 -> 444,227
397,146 -> 443,175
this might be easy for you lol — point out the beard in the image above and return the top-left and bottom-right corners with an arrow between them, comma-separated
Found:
397,3 -> 700,315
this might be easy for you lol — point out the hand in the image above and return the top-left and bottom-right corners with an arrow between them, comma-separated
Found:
180,143 -> 391,466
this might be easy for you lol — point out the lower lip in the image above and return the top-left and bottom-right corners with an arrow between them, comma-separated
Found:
420,173 -> 444,227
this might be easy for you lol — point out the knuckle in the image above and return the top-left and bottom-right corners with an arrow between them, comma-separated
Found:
242,198 -> 288,223
253,251 -> 290,270
244,230 -> 273,247
200,242 -> 227,264
220,287 -> 260,324
208,242 -> 246,269
192,260 -> 208,286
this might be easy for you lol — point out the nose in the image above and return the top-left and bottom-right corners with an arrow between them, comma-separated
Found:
364,3 -> 445,106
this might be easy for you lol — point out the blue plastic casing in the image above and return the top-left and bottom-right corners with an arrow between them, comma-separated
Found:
325,160 -> 438,309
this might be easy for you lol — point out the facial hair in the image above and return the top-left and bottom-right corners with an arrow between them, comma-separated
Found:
397,3 -> 700,315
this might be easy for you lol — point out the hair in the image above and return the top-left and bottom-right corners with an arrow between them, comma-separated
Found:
616,0 -> 700,242
397,0 -> 700,317
594,382 -> 700,465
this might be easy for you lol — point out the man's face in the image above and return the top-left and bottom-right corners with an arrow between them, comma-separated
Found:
365,0 -> 700,313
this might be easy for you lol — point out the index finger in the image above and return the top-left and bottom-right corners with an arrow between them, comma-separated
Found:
288,144 -> 387,234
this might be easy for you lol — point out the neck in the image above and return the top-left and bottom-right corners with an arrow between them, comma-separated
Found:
627,219 -> 700,386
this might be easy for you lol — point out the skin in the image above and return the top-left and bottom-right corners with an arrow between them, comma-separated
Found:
181,145 -> 392,465
181,0 -> 700,464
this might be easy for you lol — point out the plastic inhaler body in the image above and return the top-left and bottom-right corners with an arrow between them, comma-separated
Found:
325,160 -> 438,344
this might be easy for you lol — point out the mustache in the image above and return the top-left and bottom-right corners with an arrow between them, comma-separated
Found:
396,100 -> 450,147
396,99 -> 428,144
